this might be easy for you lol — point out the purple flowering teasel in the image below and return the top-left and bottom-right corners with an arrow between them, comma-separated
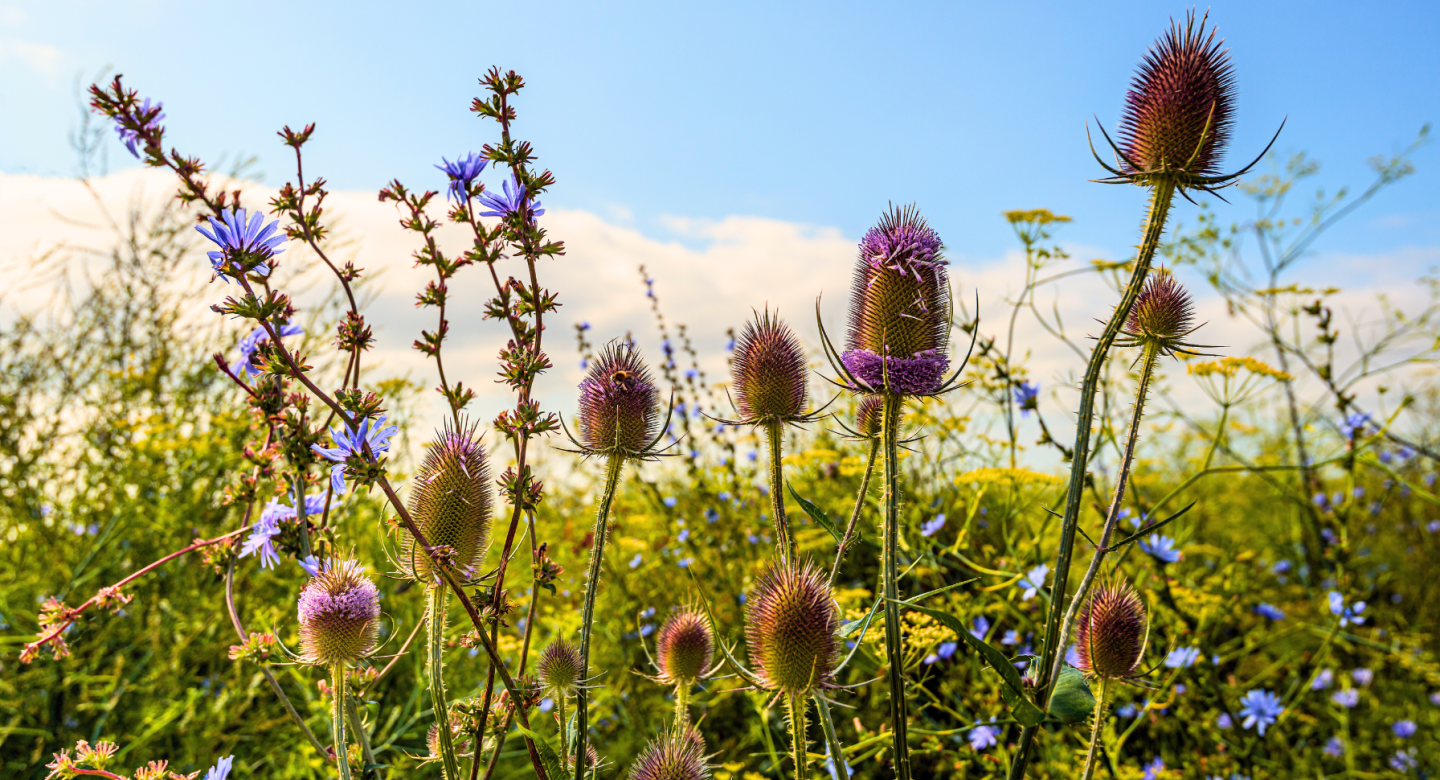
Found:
195,207 -> 288,283
563,341 -> 671,460
311,414 -> 400,495
296,559 -> 381,665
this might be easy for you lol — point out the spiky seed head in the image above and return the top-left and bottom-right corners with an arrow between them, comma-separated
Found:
1075,578 -> 1149,679
744,559 -> 841,693
577,341 -> 662,457
855,396 -> 884,439
731,310 -> 808,422
628,727 -> 709,780
842,204 -> 951,396
1126,272 -> 1196,346
567,743 -> 602,773
536,639 -> 583,696
1118,11 -> 1236,178
657,608 -> 714,686
297,559 -> 381,665
426,722 -> 471,759
403,423 -> 493,583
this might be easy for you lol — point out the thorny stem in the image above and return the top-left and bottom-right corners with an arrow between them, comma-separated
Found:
427,586 -> 462,780
674,683 -> 691,728
1046,341 -> 1161,697
332,661 -> 352,780
814,694 -> 851,780
830,438 -> 879,586
766,419 -> 796,565
787,692 -> 808,780
879,392 -> 912,780
1009,178 -> 1174,780
1079,678 -> 1111,780
574,454 -> 626,780
346,690 -> 378,780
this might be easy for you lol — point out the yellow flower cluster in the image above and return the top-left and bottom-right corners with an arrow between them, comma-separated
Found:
1187,355 -> 1292,381
903,611 -> 957,651
954,467 -> 1063,489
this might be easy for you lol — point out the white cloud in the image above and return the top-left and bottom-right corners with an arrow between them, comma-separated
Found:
3,168 -> 1435,460
0,36 -> 64,82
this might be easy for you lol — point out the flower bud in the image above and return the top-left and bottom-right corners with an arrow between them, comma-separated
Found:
628,727 -> 708,780
732,310 -> 808,422
426,722 -> 471,759
744,559 -> 841,693
1125,273 -> 1196,347
855,396 -> 884,439
1119,11 -> 1236,178
403,423 -> 493,582
297,559 -> 381,665
577,342 -> 662,457
842,205 -> 951,396
657,608 -> 714,686
1075,578 -> 1148,679
536,639 -> 583,696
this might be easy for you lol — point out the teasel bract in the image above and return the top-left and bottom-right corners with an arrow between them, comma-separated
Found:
716,309 -> 823,564
296,559 -> 380,780
561,340 -> 671,779
1017,15 -> 1280,777
816,204 -> 970,780
745,559 -> 840,780
654,607 -> 715,726
403,422 -> 494,780
1076,579 -> 1150,780
628,725 -> 709,780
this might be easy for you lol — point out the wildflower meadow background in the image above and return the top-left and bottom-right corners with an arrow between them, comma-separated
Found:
2,3 -> 1439,779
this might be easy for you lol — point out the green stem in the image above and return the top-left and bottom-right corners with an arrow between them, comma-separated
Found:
428,586 -> 461,780
829,438 -> 879,586
557,694 -> 569,758
766,420 -> 796,564
879,392 -> 911,780
674,683 -> 691,729
346,689 -> 377,780
813,694 -> 850,780
1009,178 -> 1174,780
574,454 -> 626,780
1046,342 -> 1161,694
332,661 -> 352,780
787,692 -> 808,780
1080,678 -> 1111,780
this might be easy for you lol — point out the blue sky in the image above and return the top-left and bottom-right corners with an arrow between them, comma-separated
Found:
3,0 -> 1437,265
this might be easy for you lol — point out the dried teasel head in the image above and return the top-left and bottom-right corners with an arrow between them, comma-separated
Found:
656,607 -> 714,686
574,341 -> 664,458
731,309 -> 809,424
744,559 -> 841,694
402,421 -> 493,583
1075,578 -> 1149,680
840,204 -> 951,396
297,559 -> 381,665
1118,11 -> 1236,180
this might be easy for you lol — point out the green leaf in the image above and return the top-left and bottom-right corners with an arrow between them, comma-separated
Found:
788,482 -> 842,542
896,601 -> 1046,727
515,725 -> 569,780
1047,665 -> 1097,724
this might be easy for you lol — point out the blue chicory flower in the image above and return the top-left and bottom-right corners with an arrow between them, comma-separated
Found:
435,152 -> 487,201
629,554 -> 642,569
1312,669 -> 1334,690
1237,689 -> 1283,735
1139,534 -> 1181,563
921,514 -> 947,537
310,415 -> 399,495
195,208 -> 287,283
1165,646 -> 1200,669
1254,603 -> 1285,621
1339,412 -> 1372,439
1215,713 -> 1232,729
205,756 -> 234,780
1327,591 -> 1367,627
970,616 -> 990,640
1331,689 -> 1360,708
233,321 -> 304,376
1389,749 -> 1418,772
968,724 -> 998,750
1019,564 -> 1049,601
477,174 -> 544,219
115,98 -> 164,158
1142,757 -> 1165,780
1013,381 -> 1039,415
1352,668 -> 1373,687
1392,720 -> 1416,738
1323,736 -> 1345,757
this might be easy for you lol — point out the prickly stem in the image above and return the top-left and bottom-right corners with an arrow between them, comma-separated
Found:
332,660 -> 352,780
880,391 -> 911,779
427,586 -> 461,780
574,454 -> 625,780
766,419 -> 795,565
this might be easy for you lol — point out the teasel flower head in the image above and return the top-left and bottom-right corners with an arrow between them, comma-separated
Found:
831,204 -> 958,397
727,309 -> 813,425
656,607 -> 714,686
1116,271 -> 1211,358
297,559 -> 381,665
1092,11 -> 1282,193
628,726 -> 710,780
744,559 -> 841,694
566,340 -> 669,460
536,639 -> 583,697
1074,578 -> 1149,680
402,421 -> 493,583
